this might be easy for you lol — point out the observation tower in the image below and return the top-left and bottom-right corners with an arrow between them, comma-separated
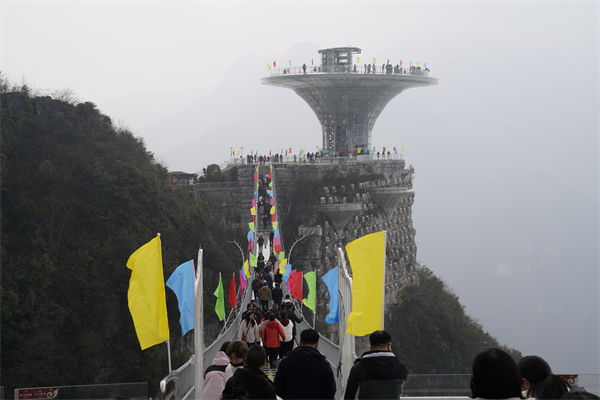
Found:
262,46 -> 438,155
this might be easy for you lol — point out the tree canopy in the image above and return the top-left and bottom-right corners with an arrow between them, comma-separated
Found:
1,91 -> 241,396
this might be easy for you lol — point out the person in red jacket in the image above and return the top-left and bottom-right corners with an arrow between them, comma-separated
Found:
260,313 -> 285,368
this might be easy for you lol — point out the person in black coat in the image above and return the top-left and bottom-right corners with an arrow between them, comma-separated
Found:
222,345 -> 276,399
284,303 -> 303,342
274,329 -> 336,399
271,283 -> 283,310
344,330 -> 408,399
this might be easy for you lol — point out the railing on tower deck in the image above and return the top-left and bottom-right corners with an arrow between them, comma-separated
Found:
266,65 -> 431,77
223,153 -> 403,169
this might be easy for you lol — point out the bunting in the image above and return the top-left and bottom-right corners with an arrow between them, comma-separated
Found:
229,273 -> 237,308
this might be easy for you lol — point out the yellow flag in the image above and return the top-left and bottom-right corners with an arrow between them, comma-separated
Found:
244,260 -> 250,278
345,232 -> 385,336
279,258 -> 287,274
127,235 -> 169,350
270,207 -> 275,215
251,207 -> 256,215
417,61 -> 420,67
401,146 -> 404,152
237,150 -> 240,156
357,57 -> 360,64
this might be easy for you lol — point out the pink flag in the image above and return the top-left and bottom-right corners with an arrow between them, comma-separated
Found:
252,199 -> 256,207
289,147 -> 292,153
240,270 -> 246,290
248,241 -> 253,251
274,236 -> 280,247
270,198 -> 274,205
400,60 -> 403,66
285,150 -> 288,156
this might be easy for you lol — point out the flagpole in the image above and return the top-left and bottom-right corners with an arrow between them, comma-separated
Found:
381,230 -> 387,331
166,339 -> 172,372
195,246 -> 204,396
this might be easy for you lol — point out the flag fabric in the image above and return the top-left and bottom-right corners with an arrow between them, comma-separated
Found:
274,229 -> 279,238
266,64 -> 270,70
321,267 -> 339,324
244,260 -> 250,278
250,207 -> 256,215
302,271 -> 316,311
127,235 -> 170,350
417,61 -> 420,67
345,232 -> 385,336
240,270 -> 246,291
249,222 -> 255,231
274,236 -> 280,247
401,146 -> 404,152
387,59 -> 389,65
248,240 -> 252,252
275,243 -> 281,253
166,260 -> 195,336
289,59 -> 291,65
357,57 -> 360,64
373,146 -> 376,153
424,62 -> 427,68
214,273 -> 226,321
286,269 -> 296,290
272,221 -> 278,229
289,271 -> 303,301
229,273 -> 238,308
278,251 -> 285,262
270,198 -> 274,206
274,61 -> 276,67
283,264 -> 292,281
269,190 -> 273,197
289,147 -> 292,153
279,259 -> 287,274
311,58 -> 314,65
271,214 -> 277,223
252,198 -> 256,207
400,60 -> 403,66
373,58 -> 376,64
250,253 -> 257,267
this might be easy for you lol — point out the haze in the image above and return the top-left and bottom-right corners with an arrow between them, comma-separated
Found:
3,0 -> 598,376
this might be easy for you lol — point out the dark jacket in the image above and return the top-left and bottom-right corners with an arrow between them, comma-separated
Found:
222,366 -> 276,399
271,287 -> 283,303
343,350 -> 408,399
274,346 -> 336,399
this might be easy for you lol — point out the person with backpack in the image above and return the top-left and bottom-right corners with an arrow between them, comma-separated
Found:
221,345 -> 276,399
200,341 -> 230,400
261,314 -> 286,369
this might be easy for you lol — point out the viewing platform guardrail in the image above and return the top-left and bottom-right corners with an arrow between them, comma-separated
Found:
221,153 -> 403,172
267,65 -> 431,77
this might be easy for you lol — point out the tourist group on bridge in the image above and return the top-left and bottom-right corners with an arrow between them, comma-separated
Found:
201,328 -> 582,400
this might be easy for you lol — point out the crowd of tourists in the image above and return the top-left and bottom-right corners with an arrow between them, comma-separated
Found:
200,326 -> 596,400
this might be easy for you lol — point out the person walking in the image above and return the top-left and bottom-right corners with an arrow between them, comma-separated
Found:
284,303 -> 303,341
258,233 -> 265,254
344,330 -> 408,399
258,281 -> 271,312
221,345 -> 276,399
274,328 -> 336,399
271,283 -> 283,310
303,63 -> 307,74
278,310 -> 294,359
261,314 -> 285,368
200,341 -> 230,400
224,341 -> 249,381
269,230 -> 274,249
238,312 -> 260,348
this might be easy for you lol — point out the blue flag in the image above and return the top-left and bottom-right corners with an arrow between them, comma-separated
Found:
250,150 -> 253,155
321,266 -> 339,324
247,230 -> 253,241
166,260 -> 195,335
274,229 -> 279,238
269,190 -> 273,197
254,191 -> 258,198
283,264 -> 292,282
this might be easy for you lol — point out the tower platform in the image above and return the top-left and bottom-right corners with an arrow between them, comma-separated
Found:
262,46 -> 438,155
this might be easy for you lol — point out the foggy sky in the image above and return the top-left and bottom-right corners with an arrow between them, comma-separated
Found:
4,1 -> 598,377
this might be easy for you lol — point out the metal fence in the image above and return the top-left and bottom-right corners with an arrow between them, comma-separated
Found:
223,153 -> 403,168
267,65 -> 431,77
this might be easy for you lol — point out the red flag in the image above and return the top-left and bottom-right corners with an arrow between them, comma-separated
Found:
289,147 -> 292,153
287,68 -> 290,73
272,214 -> 277,222
275,243 -> 281,253
253,215 -> 256,224
289,272 -> 303,301
229,273 -> 237,308
273,61 -> 276,67
268,173 -> 272,179
387,59 -> 389,65
253,173 -> 257,180
269,150 -> 272,156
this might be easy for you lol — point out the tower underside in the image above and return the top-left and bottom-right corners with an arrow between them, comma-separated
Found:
262,74 -> 438,154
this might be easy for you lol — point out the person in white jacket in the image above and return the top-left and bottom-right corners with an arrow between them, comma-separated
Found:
238,311 -> 260,347
278,310 -> 294,359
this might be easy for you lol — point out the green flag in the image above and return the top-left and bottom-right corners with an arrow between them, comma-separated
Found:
250,253 -> 257,267
214,273 -> 225,321
278,251 -> 285,262
302,271 -> 317,311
